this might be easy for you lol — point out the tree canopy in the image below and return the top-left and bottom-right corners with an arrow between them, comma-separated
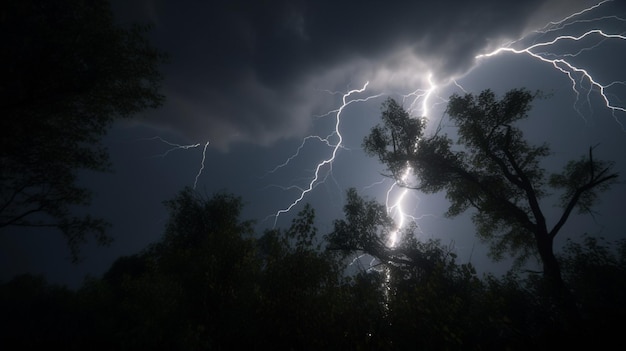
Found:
363,89 -> 618,317
1,187 -> 625,348
0,0 -> 167,260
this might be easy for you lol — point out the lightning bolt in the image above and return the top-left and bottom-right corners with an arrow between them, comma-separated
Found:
193,141 -> 210,190
384,75 -> 438,248
385,168 -> 412,248
268,82 -> 382,227
476,0 -> 626,127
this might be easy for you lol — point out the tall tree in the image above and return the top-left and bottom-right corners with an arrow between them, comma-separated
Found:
363,90 -> 618,309
0,0 -> 167,259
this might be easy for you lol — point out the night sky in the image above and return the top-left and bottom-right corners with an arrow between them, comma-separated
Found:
2,0 -> 626,288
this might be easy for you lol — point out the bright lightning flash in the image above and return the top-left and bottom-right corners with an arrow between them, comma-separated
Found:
385,74 -> 437,248
476,0 -> 626,126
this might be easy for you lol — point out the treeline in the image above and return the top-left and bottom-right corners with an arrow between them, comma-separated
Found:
1,187 -> 625,350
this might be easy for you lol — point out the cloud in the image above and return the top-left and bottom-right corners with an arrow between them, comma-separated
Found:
120,0 -> 606,150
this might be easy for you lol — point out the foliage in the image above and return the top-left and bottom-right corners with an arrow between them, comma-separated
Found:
256,205 -> 350,349
143,188 -> 258,348
1,189 -> 625,349
549,149 -> 617,215
0,0 -> 167,260
363,89 -> 618,284
363,98 -> 427,181
559,235 -> 626,343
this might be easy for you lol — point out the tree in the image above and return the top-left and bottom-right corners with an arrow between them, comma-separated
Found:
256,205 -> 355,349
558,235 -> 626,345
327,188 -> 506,349
363,90 -> 618,316
90,190 -> 355,349
148,188 -> 259,349
0,0 -> 167,260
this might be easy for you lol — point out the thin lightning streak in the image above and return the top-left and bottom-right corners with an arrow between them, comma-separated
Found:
193,141 -> 210,190
541,0 -> 612,31
453,79 -> 468,94
264,135 -> 340,175
363,179 -> 388,190
142,136 -> 210,189
263,184 -> 306,193
142,136 -> 201,158
270,82 -> 382,227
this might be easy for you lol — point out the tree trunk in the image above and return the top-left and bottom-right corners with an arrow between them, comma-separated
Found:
535,232 -> 581,338
536,234 -> 563,290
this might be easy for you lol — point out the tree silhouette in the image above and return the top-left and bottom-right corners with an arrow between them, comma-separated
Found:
327,188 -> 510,349
363,89 -> 618,324
2,188 -> 625,348
0,0 -> 167,260
558,235 -> 626,344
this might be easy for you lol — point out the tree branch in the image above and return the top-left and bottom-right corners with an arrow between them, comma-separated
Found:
454,165 -> 538,233
500,134 -> 548,235
549,167 -> 618,239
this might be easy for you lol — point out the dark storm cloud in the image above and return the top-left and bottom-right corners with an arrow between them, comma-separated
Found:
115,0 -> 596,149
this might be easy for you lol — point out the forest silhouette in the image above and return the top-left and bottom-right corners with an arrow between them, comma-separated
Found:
1,188 -> 625,349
